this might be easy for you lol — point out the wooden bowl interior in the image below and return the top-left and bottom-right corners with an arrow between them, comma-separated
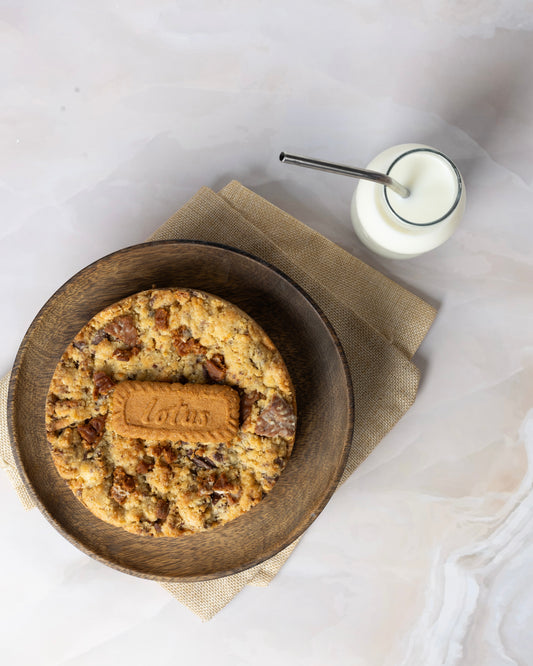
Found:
9,241 -> 353,581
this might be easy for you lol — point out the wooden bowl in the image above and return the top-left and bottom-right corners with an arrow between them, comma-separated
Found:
8,241 -> 353,581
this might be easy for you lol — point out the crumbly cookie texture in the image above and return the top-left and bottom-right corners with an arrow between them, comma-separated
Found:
45,288 -> 296,537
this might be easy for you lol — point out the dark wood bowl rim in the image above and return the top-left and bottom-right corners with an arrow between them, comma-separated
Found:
7,239 -> 354,581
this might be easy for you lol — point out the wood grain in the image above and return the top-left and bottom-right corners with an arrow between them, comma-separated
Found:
8,241 -> 354,582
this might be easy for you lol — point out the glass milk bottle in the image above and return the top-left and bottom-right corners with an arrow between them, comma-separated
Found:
351,144 -> 465,259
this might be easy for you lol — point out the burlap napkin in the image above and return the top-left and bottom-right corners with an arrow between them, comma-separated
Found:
0,181 -> 436,621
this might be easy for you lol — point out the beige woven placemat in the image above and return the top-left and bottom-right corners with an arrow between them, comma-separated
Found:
0,181 -> 437,621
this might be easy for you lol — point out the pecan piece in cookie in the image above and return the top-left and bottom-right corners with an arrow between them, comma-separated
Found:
255,395 -> 296,438
154,308 -> 169,330
210,491 -> 224,505
136,456 -> 155,475
104,315 -> 140,347
153,443 -> 178,465
240,390 -> 264,426
93,371 -> 116,397
91,328 -> 109,345
77,415 -> 106,448
204,354 -> 226,383
172,326 -> 206,355
155,498 -> 170,521
213,450 -> 225,463
191,455 -> 217,470
109,467 -> 136,505
212,472 -> 240,503
213,472 -> 232,492
112,347 -> 140,361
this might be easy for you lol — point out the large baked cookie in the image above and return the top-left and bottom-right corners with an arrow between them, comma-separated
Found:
45,288 -> 296,537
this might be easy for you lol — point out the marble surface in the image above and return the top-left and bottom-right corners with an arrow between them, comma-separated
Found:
1,1 -> 533,664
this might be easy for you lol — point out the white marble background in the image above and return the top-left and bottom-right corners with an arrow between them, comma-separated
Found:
1,1 -> 533,664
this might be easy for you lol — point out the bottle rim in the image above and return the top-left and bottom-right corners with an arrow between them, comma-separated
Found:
384,148 -> 463,227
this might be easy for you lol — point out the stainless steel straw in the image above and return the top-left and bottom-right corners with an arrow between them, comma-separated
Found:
279,152 -> 410,198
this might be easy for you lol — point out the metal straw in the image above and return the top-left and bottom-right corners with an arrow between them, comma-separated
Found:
279,152 -> 410,198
